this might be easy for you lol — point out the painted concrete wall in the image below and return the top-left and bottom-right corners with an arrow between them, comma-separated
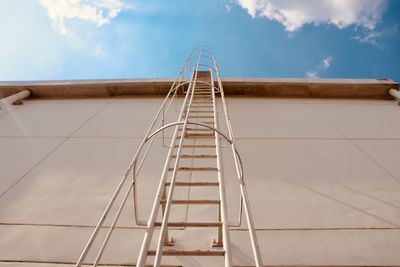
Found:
1,97 -> 400,266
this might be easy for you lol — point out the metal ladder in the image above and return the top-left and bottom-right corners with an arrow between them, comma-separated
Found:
75,46 -> 263,267
137,69 -> 233,266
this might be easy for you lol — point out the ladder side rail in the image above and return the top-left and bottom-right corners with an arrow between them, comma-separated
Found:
136,79 -> 207,224
198,70 -> 241,227
93,180 -> 134,266
212,55 -> 264,267
135,67 -> 198,267
163,78 -> 190,146
162,76 -> 181,146
152,48 -> 204,267
152,74 -> 196,267
134,61 -> 215,225
211,69 -> 233,267
96,82 -> 205,265
75,53 -> 194,267
134,82 -> 178,224
134,71 -> 203,223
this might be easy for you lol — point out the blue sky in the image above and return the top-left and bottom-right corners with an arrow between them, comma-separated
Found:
0,0 -> 399,81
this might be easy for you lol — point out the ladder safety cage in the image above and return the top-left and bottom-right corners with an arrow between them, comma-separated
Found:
75,47 -> 264,267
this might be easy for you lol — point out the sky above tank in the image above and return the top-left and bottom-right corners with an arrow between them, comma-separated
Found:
0,0 -> 399,81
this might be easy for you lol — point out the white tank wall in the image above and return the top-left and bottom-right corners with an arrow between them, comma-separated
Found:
0,97 -> 400,266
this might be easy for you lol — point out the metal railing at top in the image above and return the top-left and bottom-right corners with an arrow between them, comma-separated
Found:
75,46 -> 263,267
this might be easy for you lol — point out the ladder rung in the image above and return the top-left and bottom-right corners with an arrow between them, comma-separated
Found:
176,135 -> 214,139
186,106 -> 213,108
175,145 -> 216,148
160,199 -> 220,205
186,116 -> 214,119
180,128 -> 213,131
165,181 -> 219,186
190,104 -> 213,106
147,250 -> 224,256
176,130 -> 214,135
180,123 -> 214,127
154,222 -> 222,227
185,133 -> 215,137
172,154 -> 217,158
168,167 -> 218,171
186,110 -> 213,113
196,122 -> 214,124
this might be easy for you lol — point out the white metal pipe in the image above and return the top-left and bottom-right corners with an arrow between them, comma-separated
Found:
0,90 -> 31,109
389,89 -> 400,101
212,54 -> 264,267
152,49 -> 203,267
135,71 -> 196,267
152,73 -> 196,267
93,181 -> 134,266
211,69 -> 233,267
76,54 -> 194,267
134,80 -> 183,225
77,88 -> 178,266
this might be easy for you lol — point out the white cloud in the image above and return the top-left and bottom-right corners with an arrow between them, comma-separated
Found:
352,31 -> 382,46
322,56 -> 332,69
352,24 -> 398,47
306,71 -> 318,79
306,56 -> 333,79
39,0 -> 124,34
236,0 -> 387,32
223,0 -> 235,12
